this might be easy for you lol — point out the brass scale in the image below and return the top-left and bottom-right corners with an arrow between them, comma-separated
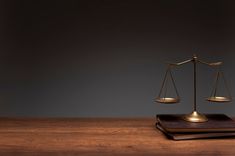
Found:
156,54 -> 232,123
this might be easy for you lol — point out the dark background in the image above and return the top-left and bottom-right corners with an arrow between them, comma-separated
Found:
0,0 -> 234,117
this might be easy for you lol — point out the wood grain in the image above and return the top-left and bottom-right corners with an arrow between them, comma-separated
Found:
0,117 -> 234,156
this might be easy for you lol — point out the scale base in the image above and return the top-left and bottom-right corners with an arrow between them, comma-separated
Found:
182,111 -> 208,123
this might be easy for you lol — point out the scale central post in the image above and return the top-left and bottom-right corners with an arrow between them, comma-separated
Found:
182,55 -> 208,122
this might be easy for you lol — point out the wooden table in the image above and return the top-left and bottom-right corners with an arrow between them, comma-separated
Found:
0,117 -> 234,156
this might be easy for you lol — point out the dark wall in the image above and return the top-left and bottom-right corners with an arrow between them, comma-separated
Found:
0,0 -> 234,117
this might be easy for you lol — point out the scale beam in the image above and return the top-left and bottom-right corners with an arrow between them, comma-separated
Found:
167,59 -> 222,67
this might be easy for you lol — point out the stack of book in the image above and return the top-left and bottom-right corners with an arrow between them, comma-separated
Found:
156,114 -> 235,140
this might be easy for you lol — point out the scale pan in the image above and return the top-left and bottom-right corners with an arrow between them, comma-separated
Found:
206,96 -> 231,102
156,97 -> 180,104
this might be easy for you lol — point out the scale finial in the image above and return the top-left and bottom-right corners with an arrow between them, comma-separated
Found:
193,54 -> 197,60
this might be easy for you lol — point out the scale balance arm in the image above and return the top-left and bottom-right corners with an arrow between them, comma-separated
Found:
167,59 -> 192,67
197,60 -> 223,67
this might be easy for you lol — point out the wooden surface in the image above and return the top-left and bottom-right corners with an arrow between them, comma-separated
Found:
0,118 -> 234,156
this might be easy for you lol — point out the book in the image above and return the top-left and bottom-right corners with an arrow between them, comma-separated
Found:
156,114 -> 235,140
156,123 -> 235,140
156,114 -> 235,133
